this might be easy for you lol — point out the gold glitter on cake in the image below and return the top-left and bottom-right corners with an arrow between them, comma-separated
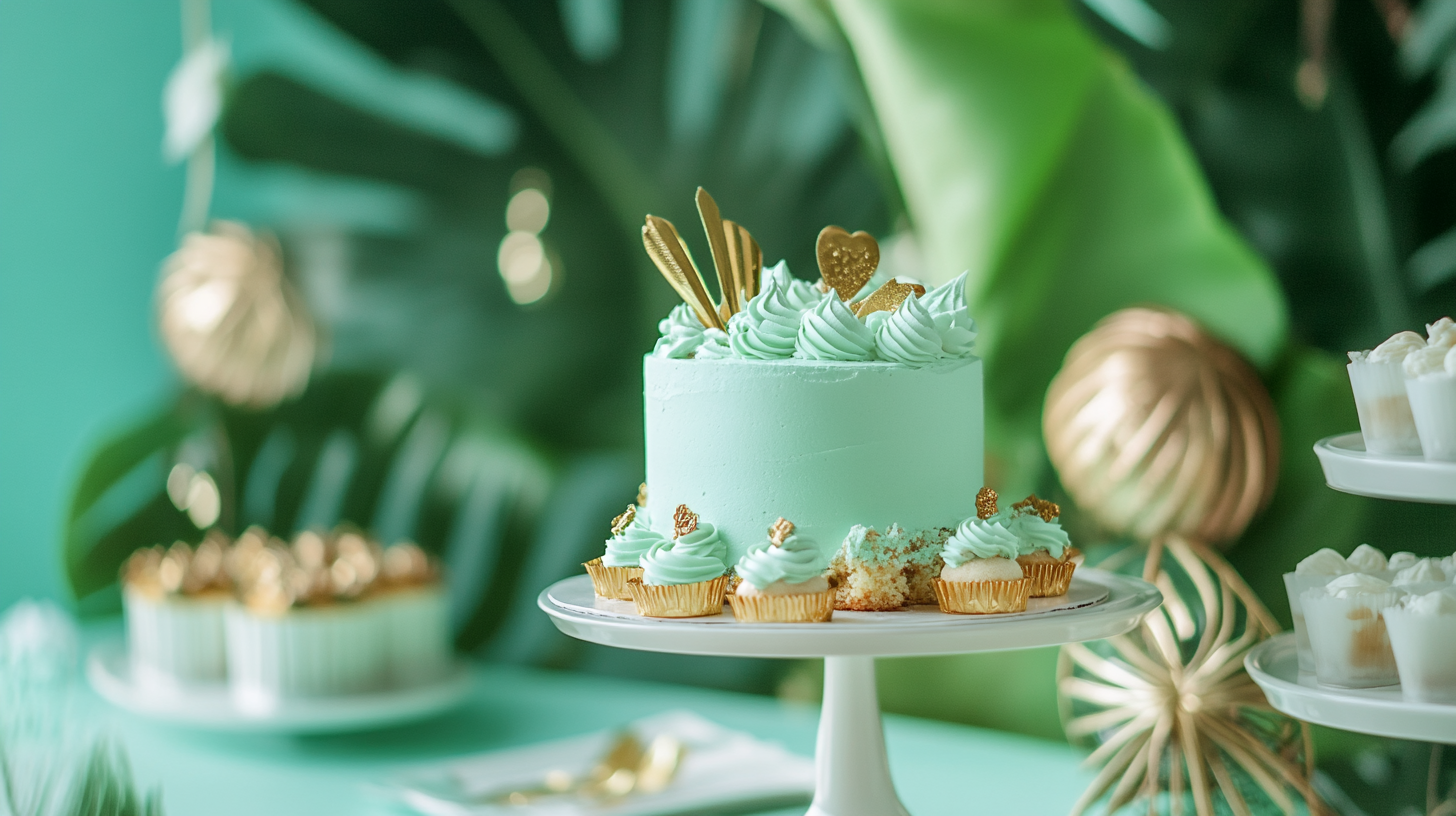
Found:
611,505 -> 637,536
769,517 -> 795,546
1013,494 -> 1061,522
636,482 -> 648,507
815,226 -> 878,301
851,278 -> 926,318
976,487 -> 998,520
673,504 -> 698,538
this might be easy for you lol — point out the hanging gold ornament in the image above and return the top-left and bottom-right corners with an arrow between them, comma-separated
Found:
1044,307 -> 1326,816
157,221 -> 316,408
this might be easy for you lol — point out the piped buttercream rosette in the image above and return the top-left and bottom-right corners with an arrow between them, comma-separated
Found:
729,518 -> 835,623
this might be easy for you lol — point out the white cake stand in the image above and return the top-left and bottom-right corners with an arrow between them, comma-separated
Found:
1248,432 -> 1456,744
539,570 -> 1162,816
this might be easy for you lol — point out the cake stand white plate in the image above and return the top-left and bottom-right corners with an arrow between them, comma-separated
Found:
1314,432 -> 1456,504
87,639 -> 473,734
539,569 -> 1162,815
1246,632 -> 1456,744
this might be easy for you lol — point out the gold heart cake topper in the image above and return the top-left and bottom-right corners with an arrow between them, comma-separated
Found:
852,278 -> 927,318
672,504 -> 699,538
816,226 -> 879,301
610,504 -> 636,536
768,517 -> 795,547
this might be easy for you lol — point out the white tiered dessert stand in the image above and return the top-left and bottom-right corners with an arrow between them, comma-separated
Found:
1245,432 -> 1456,744
540,570 -> 1162,816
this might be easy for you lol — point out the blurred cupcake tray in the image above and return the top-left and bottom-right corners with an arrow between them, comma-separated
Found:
1246,633 -> 1456,744
1315,432 -> 1456,504
539,570 -> 1159,659
87,639 -> 473,733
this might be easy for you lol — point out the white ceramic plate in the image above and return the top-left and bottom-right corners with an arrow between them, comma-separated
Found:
1245,633 -> 1456,744
87,639 -> 473,734
549,575 -> 1108,626
539,570 -> 1161,659
1314,432 -> 1456,504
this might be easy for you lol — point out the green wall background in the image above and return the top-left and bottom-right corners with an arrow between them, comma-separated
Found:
0,0 -> 179,609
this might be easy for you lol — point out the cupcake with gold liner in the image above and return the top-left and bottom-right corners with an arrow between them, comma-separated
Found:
1008,494 -> 1076,597
585,504 -> 662,599
932,490 -> 1031,614
373,537 -> 452,686
122,531 -> 232,689
729,518 -> 835,623
628,505 -> 728,618
224,531 -> 386,710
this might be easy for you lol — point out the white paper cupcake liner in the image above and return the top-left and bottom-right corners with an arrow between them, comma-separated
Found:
1283,573 -> 1337,673
1302,589 -> 1403,688
1406,376 -> 1456,461
376,586 -> 452,686
123,587 -> 228,689
1349,361 -> 1422,455
1384,607 -> 1456,703
224,603 -> 386,711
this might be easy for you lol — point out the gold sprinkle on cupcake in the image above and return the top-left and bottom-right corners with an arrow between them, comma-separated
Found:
636,482 -> 648,507
673,504 -> 698,538
976,487 -> 998,520
1013,494 -> 1061,522
769,517 -> 795,546
611,505 -> 636,536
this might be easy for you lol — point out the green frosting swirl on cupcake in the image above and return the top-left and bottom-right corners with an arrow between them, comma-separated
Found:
794,290 -> 876,361
1009,512 -> 1070,559
729,280 -> 801,359
941,513 -> 1020,567
602,512 -> 667,567
640,534 -> 727,586
674,521 -> 727,563
736,534 -> 825,589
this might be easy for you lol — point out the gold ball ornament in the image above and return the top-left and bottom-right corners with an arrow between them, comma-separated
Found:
157,221 -> 315,408
1043,307 -> 1279,545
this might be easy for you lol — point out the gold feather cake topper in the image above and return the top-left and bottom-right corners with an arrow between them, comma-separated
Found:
768,517 -> 795,547
816,226 -> 878,301
672,504 -> 698,539
643,215 -> 724,330
852,278 -> 925,318
643,189 -> 763,328
610,505 -> 636,536
975,487 -> 998,520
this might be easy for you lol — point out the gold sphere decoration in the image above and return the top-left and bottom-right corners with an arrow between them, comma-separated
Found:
157,221 -> 315,408
1043,307 -> 1278,545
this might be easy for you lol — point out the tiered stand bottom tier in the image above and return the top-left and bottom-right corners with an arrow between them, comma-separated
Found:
539,570 -> 1162,816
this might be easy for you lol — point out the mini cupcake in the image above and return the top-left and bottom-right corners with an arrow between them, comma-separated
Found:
224,532 -> 386,710
122,532 -> 232,689
932,490 -> 1031,615
729,518 -> 835,623
1404,340 -> 1456,461
628,505 -> 728,618
1345,543 -> 1390,576
1301,573 -> 1404,688
1392,558 -> 1448,595
1384,590 -> 1456,703
1348,330 -> 1424,455
374,538 -> 452,687
1007,494 -> 1075,597
1282,548 -> 1354,673
585,504 -> 663,600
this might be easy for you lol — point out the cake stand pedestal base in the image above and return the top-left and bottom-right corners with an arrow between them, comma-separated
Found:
807,656 -> 909,816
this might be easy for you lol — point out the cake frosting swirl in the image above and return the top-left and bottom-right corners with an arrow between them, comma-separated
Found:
694,328 -> 733,360
763,260 -> 821,312
653,303 -> 705,359
920,272 -> 977,356
874,294 -> 944,366
640,534 -> 726,586
736,533 -> 825,589
795,290 -> 876,361
942,514 -> 1020,566
728,280 -> 801,359
1009,512 -> 1071,559
602,511 -> 667,567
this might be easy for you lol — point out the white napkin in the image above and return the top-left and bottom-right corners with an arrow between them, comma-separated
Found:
388,710 -> 815,816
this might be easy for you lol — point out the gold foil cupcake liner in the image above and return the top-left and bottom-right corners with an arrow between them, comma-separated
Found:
627,575 -> 729,618
1021,561 -> 1076,598
584,558 -> 643,601
728,587 -> 836,623
932,577 -> 1031,614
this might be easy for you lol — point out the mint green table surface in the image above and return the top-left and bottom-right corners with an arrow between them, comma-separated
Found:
81,627 -> 1095,815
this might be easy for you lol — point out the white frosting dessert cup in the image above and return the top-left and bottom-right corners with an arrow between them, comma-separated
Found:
375,585 -> 452,686
1384,596 -> 1456,702
1406,375 -> 1456,461
1301,587 -> 1404,688
224,602 -> 387,712
123,586 -> 229,689
1282,573 -> 1338,673
1348,360 -> 1422,455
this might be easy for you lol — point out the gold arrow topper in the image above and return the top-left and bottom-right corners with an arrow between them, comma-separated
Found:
852,278 -> 926,318
816,226 -> 878,301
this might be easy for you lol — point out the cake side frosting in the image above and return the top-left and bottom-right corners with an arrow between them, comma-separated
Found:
643,355 -> 984,566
